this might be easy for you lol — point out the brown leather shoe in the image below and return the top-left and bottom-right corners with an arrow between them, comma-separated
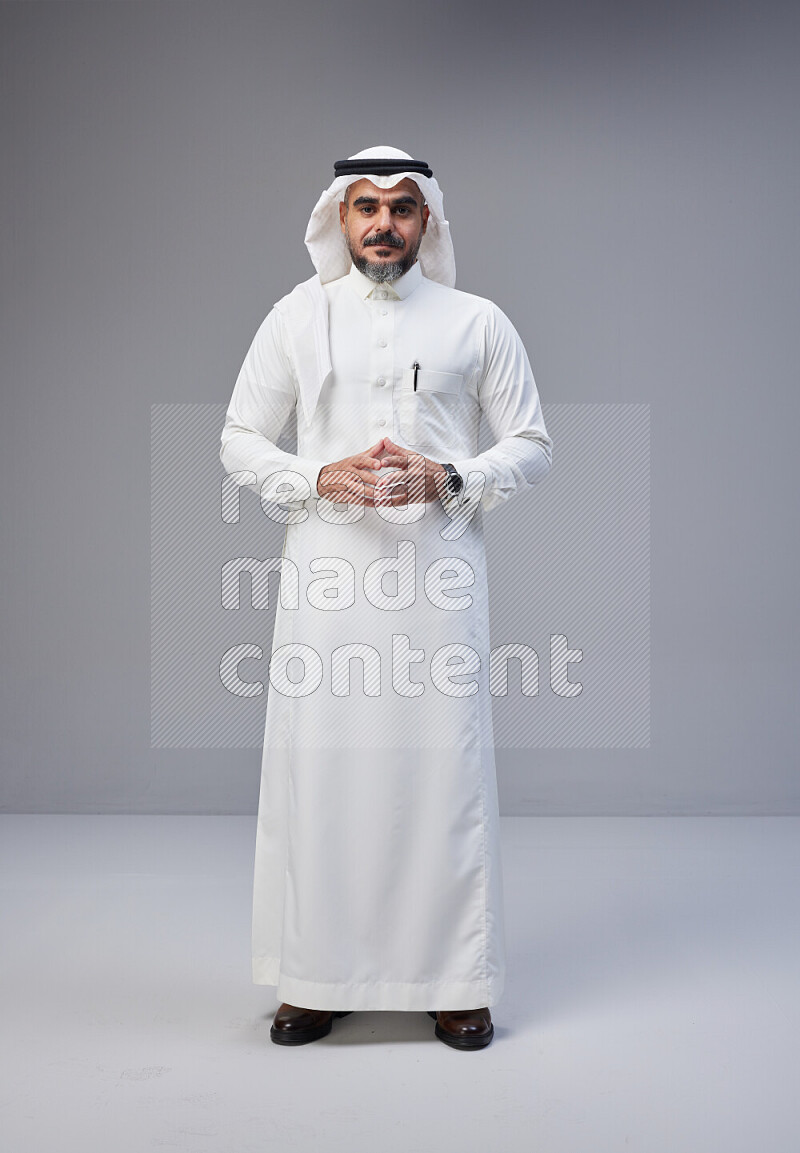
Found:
270,1002 -> 353,1046
427,1008 -> 494,1050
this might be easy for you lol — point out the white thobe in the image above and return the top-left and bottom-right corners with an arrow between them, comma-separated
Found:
220,259 -> 552,1011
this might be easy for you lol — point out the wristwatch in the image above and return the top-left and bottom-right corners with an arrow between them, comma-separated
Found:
440,462 -> 464,496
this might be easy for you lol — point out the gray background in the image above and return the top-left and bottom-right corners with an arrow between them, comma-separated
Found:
1,0 -> 797,813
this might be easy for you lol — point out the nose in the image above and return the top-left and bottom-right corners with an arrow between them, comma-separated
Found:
372,204 -> 393,233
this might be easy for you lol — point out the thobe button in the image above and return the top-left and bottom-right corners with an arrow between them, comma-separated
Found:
376,291 -> 387,299
378,338 -> 387,347
377,377 -> 386,387
377,418 -> 386,427
380,308 -> 388,316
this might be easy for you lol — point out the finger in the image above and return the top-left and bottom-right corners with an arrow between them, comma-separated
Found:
321,474 -> 375,502
376,475 -> 425,507
354,453 -> 384,469
362,440 -> 385,459
379,439 -> 409,469
342,474 -> 376,498
322,467 -> 376,486
328,485 -> 375,506
351,467 -> 383,485
373,476 -> 405,503
383,482 -> 416,507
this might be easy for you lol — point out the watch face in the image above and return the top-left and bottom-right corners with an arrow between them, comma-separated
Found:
446,466 -> 463,494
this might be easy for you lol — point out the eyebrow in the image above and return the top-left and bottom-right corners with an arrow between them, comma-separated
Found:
352,195 -> 421,208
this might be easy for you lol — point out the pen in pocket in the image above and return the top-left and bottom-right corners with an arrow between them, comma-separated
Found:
412,361 -> 420,391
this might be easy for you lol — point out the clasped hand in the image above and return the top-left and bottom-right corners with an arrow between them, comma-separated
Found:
316,436 -> 447,508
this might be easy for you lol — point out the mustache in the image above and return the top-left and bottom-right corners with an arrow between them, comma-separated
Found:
363,231 -> 405,250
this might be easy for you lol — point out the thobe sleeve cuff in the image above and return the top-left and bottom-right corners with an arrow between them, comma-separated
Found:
451,435 -> 552,514
292,457 -> 328,500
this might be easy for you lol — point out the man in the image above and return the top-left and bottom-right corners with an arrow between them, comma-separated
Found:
219,146 -> 552,1050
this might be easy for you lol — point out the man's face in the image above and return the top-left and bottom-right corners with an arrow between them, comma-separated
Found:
339,177 -> 430,284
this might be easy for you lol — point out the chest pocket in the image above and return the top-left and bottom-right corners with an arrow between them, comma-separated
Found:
394,368 -> 464,450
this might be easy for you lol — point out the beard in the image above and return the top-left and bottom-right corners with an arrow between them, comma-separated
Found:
354,255 -> 408,283
345,225 -> 424,284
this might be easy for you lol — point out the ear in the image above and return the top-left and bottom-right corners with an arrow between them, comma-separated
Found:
421,204 -> 430,234
339,199 -> 347,233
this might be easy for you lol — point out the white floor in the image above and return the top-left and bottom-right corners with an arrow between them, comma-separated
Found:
1,815 -> 798,1152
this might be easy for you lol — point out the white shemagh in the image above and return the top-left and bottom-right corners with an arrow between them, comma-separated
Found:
275,145 -> 455,427
304,144 -> 456,288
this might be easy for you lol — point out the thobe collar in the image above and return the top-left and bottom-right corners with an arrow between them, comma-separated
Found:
347,259 -> 423,301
